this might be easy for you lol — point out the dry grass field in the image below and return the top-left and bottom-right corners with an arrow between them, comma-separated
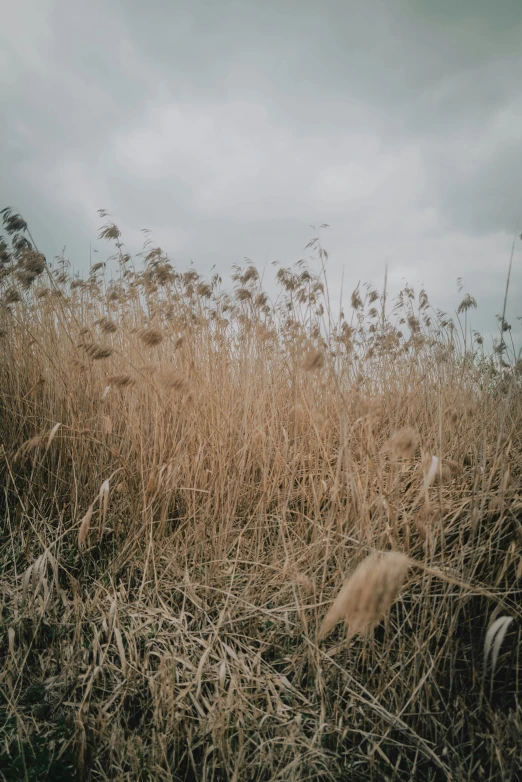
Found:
0,209 -> 521,781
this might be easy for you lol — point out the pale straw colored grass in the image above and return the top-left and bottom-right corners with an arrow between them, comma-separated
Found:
1,210 -> 521,782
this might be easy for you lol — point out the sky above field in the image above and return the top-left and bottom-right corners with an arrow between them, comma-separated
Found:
1,0 -> 521,350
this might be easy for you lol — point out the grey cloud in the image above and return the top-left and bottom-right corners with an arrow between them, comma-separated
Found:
1,0 -> 521,350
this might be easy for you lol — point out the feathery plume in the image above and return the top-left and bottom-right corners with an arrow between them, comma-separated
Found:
319,551 -> 410,641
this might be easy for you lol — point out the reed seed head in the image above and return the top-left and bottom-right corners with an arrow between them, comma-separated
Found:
139,328 -> 164,347
302,349 -> 325,372
107,374 -> 135,388
319,551 -> 410,641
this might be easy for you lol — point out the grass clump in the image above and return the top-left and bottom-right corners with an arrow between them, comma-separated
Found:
0,208 -> 521,781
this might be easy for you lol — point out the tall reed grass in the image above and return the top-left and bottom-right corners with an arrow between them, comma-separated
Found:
0,209 -> 521,781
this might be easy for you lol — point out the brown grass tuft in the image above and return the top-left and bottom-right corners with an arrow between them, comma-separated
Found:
3,288 -> 21,304
98,317 -> 118,334
91,346 -> 114,360
139,328 -> 164,347
196,282 -> 213,298
79,342 -> 114,360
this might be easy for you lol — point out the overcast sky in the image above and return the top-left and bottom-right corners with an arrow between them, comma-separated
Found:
1,0 -> 521,350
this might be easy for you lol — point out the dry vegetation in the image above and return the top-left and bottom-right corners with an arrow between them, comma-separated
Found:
0,208 -> 521,781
